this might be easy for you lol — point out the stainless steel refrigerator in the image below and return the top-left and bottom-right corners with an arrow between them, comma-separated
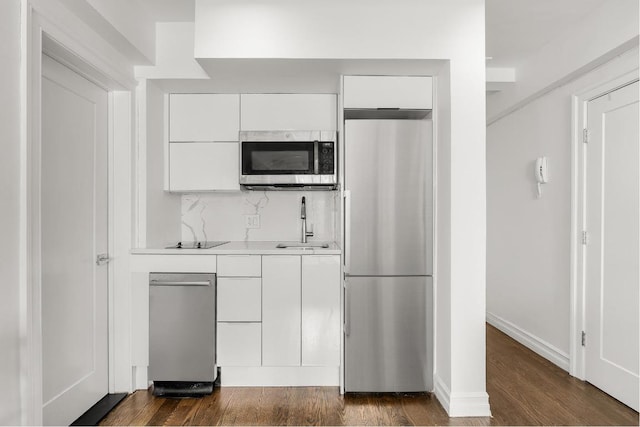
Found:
344,119 -> 433,392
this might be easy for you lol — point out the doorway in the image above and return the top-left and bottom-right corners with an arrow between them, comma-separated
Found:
573,76 -> 639,411
40,54 -> 109,425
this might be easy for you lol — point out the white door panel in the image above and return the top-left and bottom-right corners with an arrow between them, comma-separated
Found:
585,80 -> 639,411
41,54 -> 109,425
262,256 -> 301,366
301,256 -> 341,366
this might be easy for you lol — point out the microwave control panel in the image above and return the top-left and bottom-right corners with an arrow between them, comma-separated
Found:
319,142 -> 335,174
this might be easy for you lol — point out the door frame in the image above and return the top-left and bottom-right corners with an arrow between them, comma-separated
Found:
569,69 -> 639,379
20,3 -> 135,424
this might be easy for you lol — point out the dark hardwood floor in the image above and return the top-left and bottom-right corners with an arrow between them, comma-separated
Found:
101,325 -> 639,426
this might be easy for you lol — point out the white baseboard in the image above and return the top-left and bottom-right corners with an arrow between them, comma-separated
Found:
136,366 -> 339,389
433,375 -> 450,412
486,312 -> 570,372
433,375 -> 492,417
133,365 -> 148,390
220,366 -> 339,387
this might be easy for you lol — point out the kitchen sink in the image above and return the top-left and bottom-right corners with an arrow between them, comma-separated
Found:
276,243 -> 330,249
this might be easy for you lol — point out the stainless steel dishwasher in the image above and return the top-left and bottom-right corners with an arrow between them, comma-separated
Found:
149,272 -> 217,396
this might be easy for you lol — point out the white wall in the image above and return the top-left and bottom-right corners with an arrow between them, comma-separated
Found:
85,0 -> 156,63
194,0 -> 489,416
135,22 -> 208,80
435,64 -> 453,391
145,81 -> 181,247
486,47 -> 639,369
195,0 -> 480,60
52,0 -> 156,64
0,0 -> 23,424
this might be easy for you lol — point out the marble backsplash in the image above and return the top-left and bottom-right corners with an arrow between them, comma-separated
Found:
181,191 -> 339,242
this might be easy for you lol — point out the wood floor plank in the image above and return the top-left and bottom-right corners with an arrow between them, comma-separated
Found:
146,398 -> 179,426
163,397 -> 204,426
255,387 -> 290,426
190,386 -> 234,426
126,395 -> 167,426
100,324 -> 639,426
99,388 -> 153,425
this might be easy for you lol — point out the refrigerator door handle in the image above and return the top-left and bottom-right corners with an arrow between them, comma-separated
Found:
344,189 -> 351,273
344,280 -> 351,337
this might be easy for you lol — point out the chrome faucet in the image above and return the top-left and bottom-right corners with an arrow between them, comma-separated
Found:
301,196 -> 314,243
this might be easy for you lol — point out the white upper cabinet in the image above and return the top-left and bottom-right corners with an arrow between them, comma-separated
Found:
169,142 -> 240,191
241,94 -> 337,131
343,76 -> 432,109
169,94 -> 239,141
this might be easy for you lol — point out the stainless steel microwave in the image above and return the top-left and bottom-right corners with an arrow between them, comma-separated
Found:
239,131 -> 337,189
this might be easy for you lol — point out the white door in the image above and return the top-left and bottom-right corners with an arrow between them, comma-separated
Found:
585,80 -> 639,411
41,54 -> 109,425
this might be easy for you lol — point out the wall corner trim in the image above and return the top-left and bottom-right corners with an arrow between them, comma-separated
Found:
487,312 -> 570,372
433,375 -> 451,414
434,375 -> 492,418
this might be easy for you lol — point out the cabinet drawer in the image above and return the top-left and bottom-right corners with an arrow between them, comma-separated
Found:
343,76 -> 432,109
217,255 -> 261,277
217,278 -> 261,321
217,323 -> 261,366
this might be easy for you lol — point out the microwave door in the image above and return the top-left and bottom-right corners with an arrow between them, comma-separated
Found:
242,142 -> 315,176
251,150 -> 312,173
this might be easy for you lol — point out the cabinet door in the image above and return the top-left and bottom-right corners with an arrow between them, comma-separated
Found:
169,94 -> 239,142
217,278 -> 261,322
217,323 -> 261,366
169,142 -> 240,191
343,76 -> 432,109
302,256 -> 341,366
241,94 -> 337,131
262,256 -> 301,366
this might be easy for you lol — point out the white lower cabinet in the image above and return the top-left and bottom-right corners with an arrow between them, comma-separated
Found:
216,254 -> 341,381
216,257 -> 263,368
302,256 -> 341,366
262,256 -> 301,366
217,278 -> 261,322
217,323 -> 261,366
262,255 -> 341,367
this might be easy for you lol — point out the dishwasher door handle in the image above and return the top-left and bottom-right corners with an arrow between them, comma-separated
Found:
149,280 -> 211,287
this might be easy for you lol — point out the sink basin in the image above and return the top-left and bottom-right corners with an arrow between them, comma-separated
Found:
276,243 -> 330,249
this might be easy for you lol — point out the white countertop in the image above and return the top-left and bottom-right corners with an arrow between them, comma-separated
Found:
131,241 -> 341,255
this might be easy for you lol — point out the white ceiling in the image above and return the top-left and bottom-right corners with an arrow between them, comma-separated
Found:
485,0 -> 609,67
137,0 -> 610,68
